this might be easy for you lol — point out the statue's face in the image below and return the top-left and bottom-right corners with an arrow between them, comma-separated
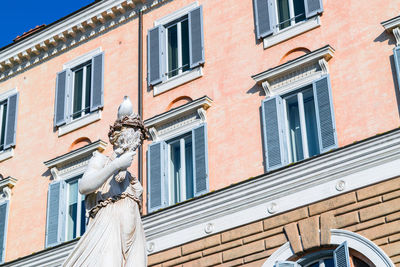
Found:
115,127 -> 141,154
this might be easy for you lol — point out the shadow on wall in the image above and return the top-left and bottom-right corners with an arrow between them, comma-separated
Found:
374,30 -> 396,46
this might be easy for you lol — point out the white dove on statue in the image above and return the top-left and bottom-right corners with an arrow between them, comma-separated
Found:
117,96 -> 133,120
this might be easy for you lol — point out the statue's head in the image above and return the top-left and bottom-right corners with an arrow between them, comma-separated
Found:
108,97 -> 149,155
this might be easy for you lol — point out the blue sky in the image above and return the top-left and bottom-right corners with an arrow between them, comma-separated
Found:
0,0 -> 95,48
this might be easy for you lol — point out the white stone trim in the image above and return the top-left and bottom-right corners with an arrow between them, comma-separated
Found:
0,88 -> 18,101
153,67 -> 203,96
0,148 -> 14,163
58,110 -> 102,136
263,16 -> 321,49
252,45 -> 334,96
63,48 -> 102,69
144,96 -> 212,141
382,15 -> 400,31
263,229 -> 394,267
0,177 -> 17,202
154,2 -> 198,26
44,139 -> 107,180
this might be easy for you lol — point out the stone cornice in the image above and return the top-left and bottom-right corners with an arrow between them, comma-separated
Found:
0,177 -> 17,201
382,15 -> 400,46
252,45 -> 334,96
144,96 -> 213,129
0,0 -> 150,81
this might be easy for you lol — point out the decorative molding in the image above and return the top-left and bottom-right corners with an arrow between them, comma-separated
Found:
263,16 -> 321,49
144,95 -> 212,131
252,45 -> 334,97
0,88 -> 18,101
58,110 -> 102,136
197,108 -> 207,122
393,27 -> 400,47
0,0 -> 155,81
5,129 -> 400,264
148,127 -> 159,141
0,177 -> 17,201
153,67 -> 203,96
63,48 -> 102,69
44,140 -> 107,180
0,148 -> 14,163
382,16 -> 400,46
263,229 -> 394,267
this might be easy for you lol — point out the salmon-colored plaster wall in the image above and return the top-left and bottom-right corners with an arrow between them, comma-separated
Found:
0,17 -> 140,261
1,0 -> 400,262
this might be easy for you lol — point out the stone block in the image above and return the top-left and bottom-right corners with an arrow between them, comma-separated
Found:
203,239 -> 242,256
298,216 -> 320,251
358,220 -> 400,241
182,253 -> 222,267
148,247 -> 181,266
320,211 -> 335,245
284,222 -> 303,254
263,207 -> 308,230
335,196 -> 381,215
336,211 -> 359,228
356,178 -> 400,201
163,252 -> 202,267
381,242 -> 400,257
359,198 -> 400,221
221,221 -> 263,243
309,192 -> 356,216
222,240 -> 264,262
345,217 -> 385,232
182,234 -> 220,255
243,227 -> 283,244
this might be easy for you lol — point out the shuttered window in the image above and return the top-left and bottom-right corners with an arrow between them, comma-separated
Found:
147,5 -> 204,86
147,124 -> 209,213
393,46 -> 400,91
54,52 -> 104,127
0,201 -> 9,263
254,0 -> 323,39
0,92 -> 19,151
261,75 -> 337,172
333,241 -> 351,267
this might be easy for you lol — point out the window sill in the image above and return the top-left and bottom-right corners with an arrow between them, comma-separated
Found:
153,67 -> 203,96
263,16 -> 321,49
0,148 -> 14,162
58,110 -> 101,137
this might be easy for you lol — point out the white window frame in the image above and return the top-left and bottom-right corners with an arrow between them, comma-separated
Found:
0,88 -> 18,162
64,175 -> 86,241
58,48 -> 103,136
153,2 -> 203,96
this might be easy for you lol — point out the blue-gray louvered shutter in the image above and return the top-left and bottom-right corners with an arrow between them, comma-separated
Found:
0,201 -> 9,263
253,0 -> 276,39
148,26 -> 165,86
192,124 -> 208,196
189,6 -> 205,68
54,69 -> 70,127
261,96 -> 288,171
313,75 -> 337,153
274,261 -> 300,267
333,241 -> 351,267
45,180 -> 66,248
393,46 -> 400,91
90,52 -> 104,112
4,93 -> 19,149
148,141 -> 167,212
304,0 -> 323,18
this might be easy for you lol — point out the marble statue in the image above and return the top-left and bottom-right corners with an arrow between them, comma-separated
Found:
63,96 -> 149,267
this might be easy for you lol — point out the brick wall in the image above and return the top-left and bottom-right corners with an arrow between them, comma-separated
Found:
148,177 -> 400,266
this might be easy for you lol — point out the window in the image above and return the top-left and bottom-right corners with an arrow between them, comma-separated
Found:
261,75 -> 337,171
147,124 -> 208,212
54,50 -> 104,135
275,242 -> 372,267
253,0 -> 323,48
0,201 -> 9,264
44,140 -> 106,248
0,90 -> 19,161
65,176 -> 86,241
148,4 -> 204,95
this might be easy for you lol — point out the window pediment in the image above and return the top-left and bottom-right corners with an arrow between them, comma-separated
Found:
382,15 -> 400,46
252,45 -> 334,96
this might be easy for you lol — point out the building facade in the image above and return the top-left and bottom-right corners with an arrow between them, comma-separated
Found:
0,0 -> 400,266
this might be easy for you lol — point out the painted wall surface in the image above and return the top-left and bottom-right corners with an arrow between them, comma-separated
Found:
0,0 -> 399,262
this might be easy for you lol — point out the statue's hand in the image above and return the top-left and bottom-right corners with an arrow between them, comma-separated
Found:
113,151 -> 135,171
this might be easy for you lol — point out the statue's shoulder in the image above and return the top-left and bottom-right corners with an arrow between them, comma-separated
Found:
88,151 -> 109,169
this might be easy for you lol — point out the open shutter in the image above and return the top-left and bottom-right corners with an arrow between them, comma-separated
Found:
189,6 -> 205,68
90,52 -> 104,112
148,26 -> 165,86
394,46 -> 400,91
304,0 -> 323,18
253,0 -> 275,39
45,180 -> 66,248
313,75 -> 337,153
261,96 -> 288,171
0,201 -> 9,263
148,141 -> 167,212
54,69 -> 70,127
333,241 -> 351,267
274,262 -> 300,267
4,93 -> 19,149
192,124 -> 208,197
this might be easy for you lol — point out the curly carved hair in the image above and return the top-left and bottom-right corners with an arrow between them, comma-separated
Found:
108,113 -> 150,148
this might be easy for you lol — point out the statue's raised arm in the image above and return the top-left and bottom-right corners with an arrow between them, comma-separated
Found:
64,96 -> 149,267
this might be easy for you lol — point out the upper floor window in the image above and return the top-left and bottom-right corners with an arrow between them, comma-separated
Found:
148,3 -> 205,95
0,89 -> 19,161
65,176 -> 86,241
253,0 -> 323,48
54,49 -> 104,136
145,96 -> 212,212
